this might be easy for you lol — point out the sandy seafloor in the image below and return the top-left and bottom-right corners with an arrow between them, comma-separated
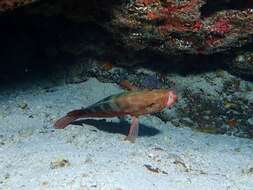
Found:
0,77 -> 253,190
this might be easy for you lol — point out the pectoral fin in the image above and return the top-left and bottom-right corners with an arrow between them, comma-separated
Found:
124,116 -> 139,143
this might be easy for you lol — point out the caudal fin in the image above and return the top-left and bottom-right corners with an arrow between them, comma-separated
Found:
54,110 -> 85,129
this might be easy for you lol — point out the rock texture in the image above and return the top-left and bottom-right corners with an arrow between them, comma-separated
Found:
109,0 -> 253,55
230,50 -> 253,78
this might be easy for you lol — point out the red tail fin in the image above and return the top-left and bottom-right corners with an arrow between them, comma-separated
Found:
54,110 -> 85,129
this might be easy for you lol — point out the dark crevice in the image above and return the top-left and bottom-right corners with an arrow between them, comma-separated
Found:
137,52 -> 228,76
201,0 -> 253,17
0,10 -> 114,84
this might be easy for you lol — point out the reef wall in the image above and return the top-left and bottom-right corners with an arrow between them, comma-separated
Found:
0,0 -> 252,76
109,0 -> 253,55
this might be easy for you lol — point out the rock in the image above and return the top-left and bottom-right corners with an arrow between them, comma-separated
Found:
15,0 -> 253,56
109,0 -> 253,55
229,51 -> 253,78
65,61 -> 88,84
50,159 -> 70,169
248,118 -> 253,126
17,101 -> 28,110
244,92 -> 253,104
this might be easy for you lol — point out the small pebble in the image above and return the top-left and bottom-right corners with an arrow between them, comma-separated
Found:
50,159 -> 70,169
17,102 -> 28,110
41,181 -> 49,187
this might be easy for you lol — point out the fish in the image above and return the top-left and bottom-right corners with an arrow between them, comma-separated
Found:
54,89 -> 177,142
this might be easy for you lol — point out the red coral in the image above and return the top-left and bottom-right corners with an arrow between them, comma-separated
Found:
193,20 -> 203,31
147,11 -> 159,20
158,17 -> 190,32
113,0 -> 253,54
211,18 -> 231,34
159,6 -> 179,14
159,0 -> 202,18
155,0 -> 203,32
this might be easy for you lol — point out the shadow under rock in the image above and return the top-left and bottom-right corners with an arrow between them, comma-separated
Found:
71,119 -> 160,137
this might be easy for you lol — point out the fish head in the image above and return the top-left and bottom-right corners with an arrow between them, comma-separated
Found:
166,90 -> 177,108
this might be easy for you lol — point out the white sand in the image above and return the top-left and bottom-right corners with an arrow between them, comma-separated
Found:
0,78 -> 253,190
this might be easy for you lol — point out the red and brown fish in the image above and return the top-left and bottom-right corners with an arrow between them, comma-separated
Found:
54,89 -> 177,142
